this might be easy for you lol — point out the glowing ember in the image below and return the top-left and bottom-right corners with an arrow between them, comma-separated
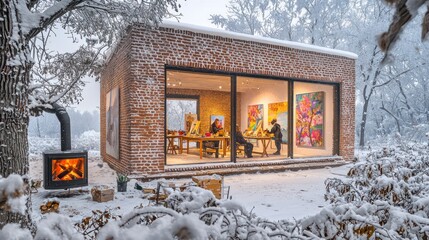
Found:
52,158 -> 85,181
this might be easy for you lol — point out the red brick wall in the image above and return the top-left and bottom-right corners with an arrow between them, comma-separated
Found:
100,24 -> 356,174
100,32 -> 133,174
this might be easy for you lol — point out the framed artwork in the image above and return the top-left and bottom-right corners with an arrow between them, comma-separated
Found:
268,102 -> 288,143
248,104 -> 263,131
296,91 -> 324,148
185,113 -> 198,133
210,115 -> 225,129
106,87 -> 120,159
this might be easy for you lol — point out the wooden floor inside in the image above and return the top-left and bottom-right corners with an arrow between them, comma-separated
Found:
166,144 -> 289,165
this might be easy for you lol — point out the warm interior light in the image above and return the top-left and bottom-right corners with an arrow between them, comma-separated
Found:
173,83 -> 176,87
219,86 -> 222,89
167,83 -> 170,86
52,158 -> 85,181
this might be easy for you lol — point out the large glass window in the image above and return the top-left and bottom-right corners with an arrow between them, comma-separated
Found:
166,70 -> 231,165
165,68 -> 339,165
236,77 -> 289,160
293,82 -> 335,157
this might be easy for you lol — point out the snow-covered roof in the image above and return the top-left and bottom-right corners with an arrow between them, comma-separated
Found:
160,21 -> 358,60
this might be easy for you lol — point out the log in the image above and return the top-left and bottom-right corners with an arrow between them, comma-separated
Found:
40,200 -> 60,214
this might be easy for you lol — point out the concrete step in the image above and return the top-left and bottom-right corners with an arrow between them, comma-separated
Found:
132,157 -> 348,181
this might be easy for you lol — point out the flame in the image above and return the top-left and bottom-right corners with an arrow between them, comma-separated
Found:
52,158 -> 85,181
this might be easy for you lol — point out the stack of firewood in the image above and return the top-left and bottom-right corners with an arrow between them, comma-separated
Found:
40,199 -> 60,214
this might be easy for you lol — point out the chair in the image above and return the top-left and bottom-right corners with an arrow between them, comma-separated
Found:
236,143 -> 246,158
203,141 -> 219,158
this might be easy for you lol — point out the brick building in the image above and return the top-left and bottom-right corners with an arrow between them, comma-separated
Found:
100,22 -> 356,176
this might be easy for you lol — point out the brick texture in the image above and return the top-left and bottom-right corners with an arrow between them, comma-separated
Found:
100,24 -> 356,174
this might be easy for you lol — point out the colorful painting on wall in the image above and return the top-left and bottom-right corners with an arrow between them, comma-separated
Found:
185,113 -> 198,133
106,87 -> 120,159
248,104 -> 264,131
296,92 -> 324,147
268,102 -> 288,143
210,115 -> 225,129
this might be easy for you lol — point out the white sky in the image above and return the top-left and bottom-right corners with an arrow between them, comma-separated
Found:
66,0 -> 229,113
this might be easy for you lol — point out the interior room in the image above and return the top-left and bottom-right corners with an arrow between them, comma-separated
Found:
165,70 -> 336,165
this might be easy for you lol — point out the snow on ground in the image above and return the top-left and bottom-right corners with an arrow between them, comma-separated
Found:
226,165 -> 349,221
29,149 -> 349,223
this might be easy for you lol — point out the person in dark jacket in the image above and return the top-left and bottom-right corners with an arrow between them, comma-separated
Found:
268,119 -> 282,155
236,124 -> 253,158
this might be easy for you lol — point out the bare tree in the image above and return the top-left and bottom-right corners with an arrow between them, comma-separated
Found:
0,0 -> 179,227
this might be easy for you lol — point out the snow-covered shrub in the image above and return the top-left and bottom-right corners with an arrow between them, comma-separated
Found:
34,213 -> 83,240
91,186 -> 315,239
73,131 -> 100,151
0,223 -> 32,240
0,174 -> 28,214
306,143 -> 429,239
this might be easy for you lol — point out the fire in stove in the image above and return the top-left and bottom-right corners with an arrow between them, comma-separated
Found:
44,151 -> 88,189
52,158 -> 85,181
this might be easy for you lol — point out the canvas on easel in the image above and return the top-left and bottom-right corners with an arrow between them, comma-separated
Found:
185,113 -> 198,133
187,120 -> 200,136
254,121 -> 264,136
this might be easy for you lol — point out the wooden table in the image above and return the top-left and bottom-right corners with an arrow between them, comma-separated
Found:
244,136 -> 272,157
181,136 -> 229,159
166,135 -> 183,154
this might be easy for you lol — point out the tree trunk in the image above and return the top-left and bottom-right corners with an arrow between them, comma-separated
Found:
359,99 -> 370,147
0,0 -> 33,229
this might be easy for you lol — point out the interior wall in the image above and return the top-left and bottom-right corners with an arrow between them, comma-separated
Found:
167,88 -> 240,134
239,79 -> 289,132
293,82 -> 334,157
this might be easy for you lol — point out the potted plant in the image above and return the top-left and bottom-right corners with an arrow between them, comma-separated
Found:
116,173 -> 129,192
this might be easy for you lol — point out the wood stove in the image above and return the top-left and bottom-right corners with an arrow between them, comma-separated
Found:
43,103 -> 89,190
43,150 -> 88,189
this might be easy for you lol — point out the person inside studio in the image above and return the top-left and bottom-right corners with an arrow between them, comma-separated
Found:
206,118 -> 223,157
236,124 -> 253,158
268,118 -> 282,155
211,118 -> 223,136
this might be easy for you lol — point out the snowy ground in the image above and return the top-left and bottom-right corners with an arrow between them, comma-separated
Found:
29,150 -> 349,223
226,166 -> 349,221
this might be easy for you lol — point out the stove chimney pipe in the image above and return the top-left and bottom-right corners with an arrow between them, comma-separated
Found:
44,103 -> 71,151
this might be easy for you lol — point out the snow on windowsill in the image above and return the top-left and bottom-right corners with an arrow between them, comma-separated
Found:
160,20 -> 358,60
